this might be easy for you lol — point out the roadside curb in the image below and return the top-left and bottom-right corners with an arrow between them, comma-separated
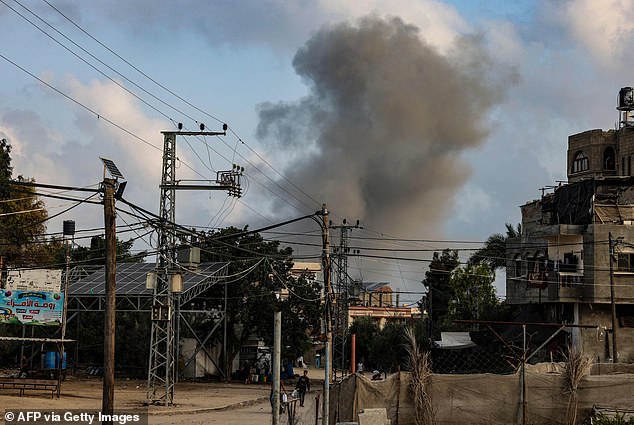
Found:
146,396 -> 270,416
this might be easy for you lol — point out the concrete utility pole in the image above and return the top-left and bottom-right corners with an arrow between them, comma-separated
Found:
321,204 -> 331,425
272,304 -> 282,425
102,178 -> 117,422
609,232 -> 618,362
59,220 -> 74,400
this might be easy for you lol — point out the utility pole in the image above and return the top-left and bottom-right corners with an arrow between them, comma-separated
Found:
321,204 -> 331,425
272,297 -> 282,425
147,125 -> 242,405
331,219 -> 361,374
59,220 -> 74,400
102,178 -> 117,421
609,232 -> 618,362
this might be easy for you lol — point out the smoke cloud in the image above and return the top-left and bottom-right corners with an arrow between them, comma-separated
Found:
257,16 -> 508,237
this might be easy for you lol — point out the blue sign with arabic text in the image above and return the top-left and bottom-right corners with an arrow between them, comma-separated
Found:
0,289 -> 64,325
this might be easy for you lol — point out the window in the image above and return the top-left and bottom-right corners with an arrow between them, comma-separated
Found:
617,305 -> 634,328
604,147 -> 616,170
571,151 -> 589,173
617,252 -> 634,272
561,252 -> 579,273
527,252 -> 548,289
514,254 -> 523,278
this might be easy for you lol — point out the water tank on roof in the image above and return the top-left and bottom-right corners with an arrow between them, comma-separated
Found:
617,87 -> 634,111
63,220 -> 75,236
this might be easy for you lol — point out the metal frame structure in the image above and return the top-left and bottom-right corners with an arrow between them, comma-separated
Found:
65,262 -> 228,384
331,220 -> 361,376
147,127 -> 240,405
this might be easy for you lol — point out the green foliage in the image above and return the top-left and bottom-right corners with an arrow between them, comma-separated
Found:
64,311 -> 149,374
469,223 -> 521,271
441,263 -> 498,330
592,412 -> 634,425
348,316 -> 379,367
418,246 -> 514,339
347,320 -> 428,373
0,139 -> 49,267
195,227 -> 321,376
279,274 -> 322,359
0,139 -> 12,181
49,235 -> 146,266
420,249 -> 459,339
369,322 -> 408,372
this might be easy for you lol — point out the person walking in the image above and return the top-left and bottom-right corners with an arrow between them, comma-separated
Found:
270,379 -> 287,415
295,369 -> 310,407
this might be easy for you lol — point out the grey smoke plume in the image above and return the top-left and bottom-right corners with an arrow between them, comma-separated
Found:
257,16 -> 508,237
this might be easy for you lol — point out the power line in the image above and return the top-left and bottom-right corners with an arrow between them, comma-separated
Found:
32,0 -> 321,216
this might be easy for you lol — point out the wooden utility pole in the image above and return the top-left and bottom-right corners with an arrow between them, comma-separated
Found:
102,178 -> 117,422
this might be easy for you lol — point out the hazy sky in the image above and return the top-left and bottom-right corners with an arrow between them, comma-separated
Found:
1,0 -> 633,300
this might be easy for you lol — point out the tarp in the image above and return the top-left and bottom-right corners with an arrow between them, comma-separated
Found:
435,332 -> 476,349
331,367 -> 634,424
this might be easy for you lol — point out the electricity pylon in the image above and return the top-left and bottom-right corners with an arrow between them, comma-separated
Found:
147,125 -> 242,405
331,219 -> 361,375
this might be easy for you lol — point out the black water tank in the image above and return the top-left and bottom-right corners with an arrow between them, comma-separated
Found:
617,87 -> 634,110
63,220 -> 75,236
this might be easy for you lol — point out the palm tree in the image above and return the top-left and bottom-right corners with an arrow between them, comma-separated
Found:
469,223 -> 521,271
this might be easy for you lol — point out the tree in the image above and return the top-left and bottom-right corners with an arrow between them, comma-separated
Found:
0,139 -> 49,267
348,316 -> 379,369
420,249 -> 513,340
369,321 -> 408,372
278,273 -> 322,360
420,249 -> 459,340
443,263 -> 498,330
469,223 -> 521,271
49,235 -> 146,266
196,227 -> 321,378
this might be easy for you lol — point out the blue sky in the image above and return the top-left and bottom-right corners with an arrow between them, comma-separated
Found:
1,0 -> 632,301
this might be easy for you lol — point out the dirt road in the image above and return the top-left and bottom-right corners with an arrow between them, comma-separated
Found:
0,375 -> 322,425
151,391 -> 320,425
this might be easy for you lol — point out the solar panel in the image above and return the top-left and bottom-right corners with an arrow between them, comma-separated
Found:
69,262 -> 227,296
100,157 -> 124,179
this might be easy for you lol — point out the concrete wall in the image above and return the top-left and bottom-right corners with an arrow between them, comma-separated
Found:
576,303 -> 634,363
568,129 -> 617,182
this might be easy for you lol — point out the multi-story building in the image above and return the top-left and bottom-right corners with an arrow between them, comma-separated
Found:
347,282 -> 420,330
506,88 -> 634,362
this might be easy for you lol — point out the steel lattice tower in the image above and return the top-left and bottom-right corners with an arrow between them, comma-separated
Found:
147,127 -> 241,405
147,131 -> 178,405
331,220 -> 361,375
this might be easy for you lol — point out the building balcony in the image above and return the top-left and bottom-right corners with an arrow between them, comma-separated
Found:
547,273 -> 584,302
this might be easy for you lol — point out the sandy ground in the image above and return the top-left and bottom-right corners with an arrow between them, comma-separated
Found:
1,370 -> 324,425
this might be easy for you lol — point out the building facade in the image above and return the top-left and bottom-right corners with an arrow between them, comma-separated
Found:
506,93 -> 634,362
347,282 -> 420,329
